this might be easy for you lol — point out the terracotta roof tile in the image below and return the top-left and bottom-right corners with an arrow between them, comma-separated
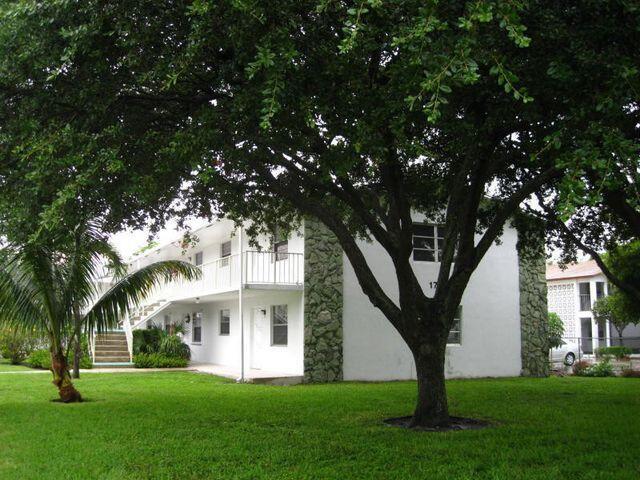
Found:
546,259 -> 601,281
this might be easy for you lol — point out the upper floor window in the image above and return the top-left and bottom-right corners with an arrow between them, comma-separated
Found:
273,228 -> 288,262
596,281 -> 606,300
164,314 -> 171,334
194,251 -> 203,266
220,241 -> 232,267
448,306 -> 462,345
579,282 -> 591,311
219,309 -> 230,336
271,305 -> 288,346
413,224 -> 445,262
192,312 -> 202,343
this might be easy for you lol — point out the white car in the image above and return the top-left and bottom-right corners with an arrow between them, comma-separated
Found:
551,341 -> 581,366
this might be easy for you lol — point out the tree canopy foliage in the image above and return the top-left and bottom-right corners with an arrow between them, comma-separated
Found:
0,0 -> 637,425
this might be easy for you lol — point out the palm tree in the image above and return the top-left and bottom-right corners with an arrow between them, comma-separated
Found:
0,225 -> 200,402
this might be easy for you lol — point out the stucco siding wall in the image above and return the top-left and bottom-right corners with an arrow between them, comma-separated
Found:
147,290 -> 304,375
342,225 -> 522,381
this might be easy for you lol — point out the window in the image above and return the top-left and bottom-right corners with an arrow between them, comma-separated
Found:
579,282 -> 591,311
220,241 -> 231,267
219,309 -> 230,336
192,312 -> 202,343
194,251 -> 203,266
413,224 -> 445,262
596,281 -> 606,299
448,306 -> 462,345
272,228 -> 288,262
271,305 -> 288,346
164,314 -> 171,334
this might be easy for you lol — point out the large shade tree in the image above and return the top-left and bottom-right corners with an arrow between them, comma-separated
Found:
0,225 -> 199,402
0,1 -> 638,426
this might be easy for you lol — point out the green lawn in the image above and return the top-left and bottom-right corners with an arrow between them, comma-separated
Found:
0,358 -> 32,372
0,373 -> 638,479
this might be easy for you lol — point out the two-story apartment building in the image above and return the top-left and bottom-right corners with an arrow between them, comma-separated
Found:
117,215 -> 548,383
546,260 -> 640,354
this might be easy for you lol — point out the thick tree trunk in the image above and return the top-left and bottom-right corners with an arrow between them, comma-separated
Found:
410,338 -> 450,428
72,335 -> 81,379
50,348 -> 82,403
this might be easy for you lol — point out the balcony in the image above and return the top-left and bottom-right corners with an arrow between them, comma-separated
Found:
161,251 -> 304,301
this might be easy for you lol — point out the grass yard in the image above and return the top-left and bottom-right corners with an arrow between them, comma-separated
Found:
0,358 -> 32,372
0,373 -> 638,480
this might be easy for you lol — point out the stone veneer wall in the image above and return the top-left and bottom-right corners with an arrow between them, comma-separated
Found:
516,217 -> 550,377
303,217 -> 344,382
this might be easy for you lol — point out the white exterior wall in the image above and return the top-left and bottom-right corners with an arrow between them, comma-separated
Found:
342,222 -> 523,381
137,220 -> 305,376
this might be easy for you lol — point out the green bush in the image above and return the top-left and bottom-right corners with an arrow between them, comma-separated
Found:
595,346 -> 632,360
133,327 -> 164,355
26,349 -> 51,369
0,328 -> 42,364
547,312 -> 564,350
575,359 -> 615,377
159,335 -> 191,360
26,347 -> 93,370
133,353 -> 188,369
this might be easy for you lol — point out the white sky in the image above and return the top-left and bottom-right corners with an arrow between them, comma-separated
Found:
109,217 -> 210,260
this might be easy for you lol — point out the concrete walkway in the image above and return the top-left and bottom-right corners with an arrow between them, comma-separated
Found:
0,364 -> 303,384
0,367 -> 196,374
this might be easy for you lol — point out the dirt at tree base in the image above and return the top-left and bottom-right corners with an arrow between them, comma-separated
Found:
383,416 -> 492,432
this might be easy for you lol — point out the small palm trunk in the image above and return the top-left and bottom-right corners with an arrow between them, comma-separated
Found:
51,349 -> 82,403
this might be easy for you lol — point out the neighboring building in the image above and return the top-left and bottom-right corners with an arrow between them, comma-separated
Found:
546,260 -> 640,353
106,215 -> 548,382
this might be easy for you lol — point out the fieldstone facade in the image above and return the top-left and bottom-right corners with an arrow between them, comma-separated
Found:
303,218 -> 344,382
516,217 -> 550,377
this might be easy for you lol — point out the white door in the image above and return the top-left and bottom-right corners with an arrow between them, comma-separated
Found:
251,307 -> 268,369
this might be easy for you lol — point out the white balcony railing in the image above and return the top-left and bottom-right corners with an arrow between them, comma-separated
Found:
146,251 -> 303,302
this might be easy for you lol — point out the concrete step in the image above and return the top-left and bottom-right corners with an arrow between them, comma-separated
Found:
94,355 -> 131,362
96,335 -> 126,342
94,349 -> 129,356
95,340 -> 128,347
93,362 -> 134,368
94,344 -> 129,351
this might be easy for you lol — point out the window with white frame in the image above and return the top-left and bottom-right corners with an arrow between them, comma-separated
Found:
219,309 -> 230,336
447,306 -> 462,345
272,228 -> 288,262
413,224 -> 445,262
194,251 -> 204,266
271,305 -> 288,346
220,241 -> 231,267
192,312 -> 202,343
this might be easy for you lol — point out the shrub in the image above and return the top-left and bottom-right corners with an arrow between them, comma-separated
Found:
133,353 -> 188,368
547,312 -> 564,350
159,335 -> 191,360
132,326 -> 164,355
26,349 -> 51,369
0,328 -> 42,364
574,359 -> 615,377
595,346 -> 633,360
621,368 -> 640,378
26,347 -> 92,370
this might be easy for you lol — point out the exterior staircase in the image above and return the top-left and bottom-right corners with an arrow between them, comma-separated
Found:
128,300 -> 167,328
93,331 -> 132,366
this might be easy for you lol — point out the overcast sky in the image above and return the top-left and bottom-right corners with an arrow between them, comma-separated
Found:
109,217 -> 210,260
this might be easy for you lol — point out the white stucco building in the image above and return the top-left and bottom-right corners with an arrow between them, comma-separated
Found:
546,260 -> 640,354
106,215 -> 547,383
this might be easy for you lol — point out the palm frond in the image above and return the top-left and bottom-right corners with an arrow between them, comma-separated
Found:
84,261 -> 201,333
0,250 -> 48,335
